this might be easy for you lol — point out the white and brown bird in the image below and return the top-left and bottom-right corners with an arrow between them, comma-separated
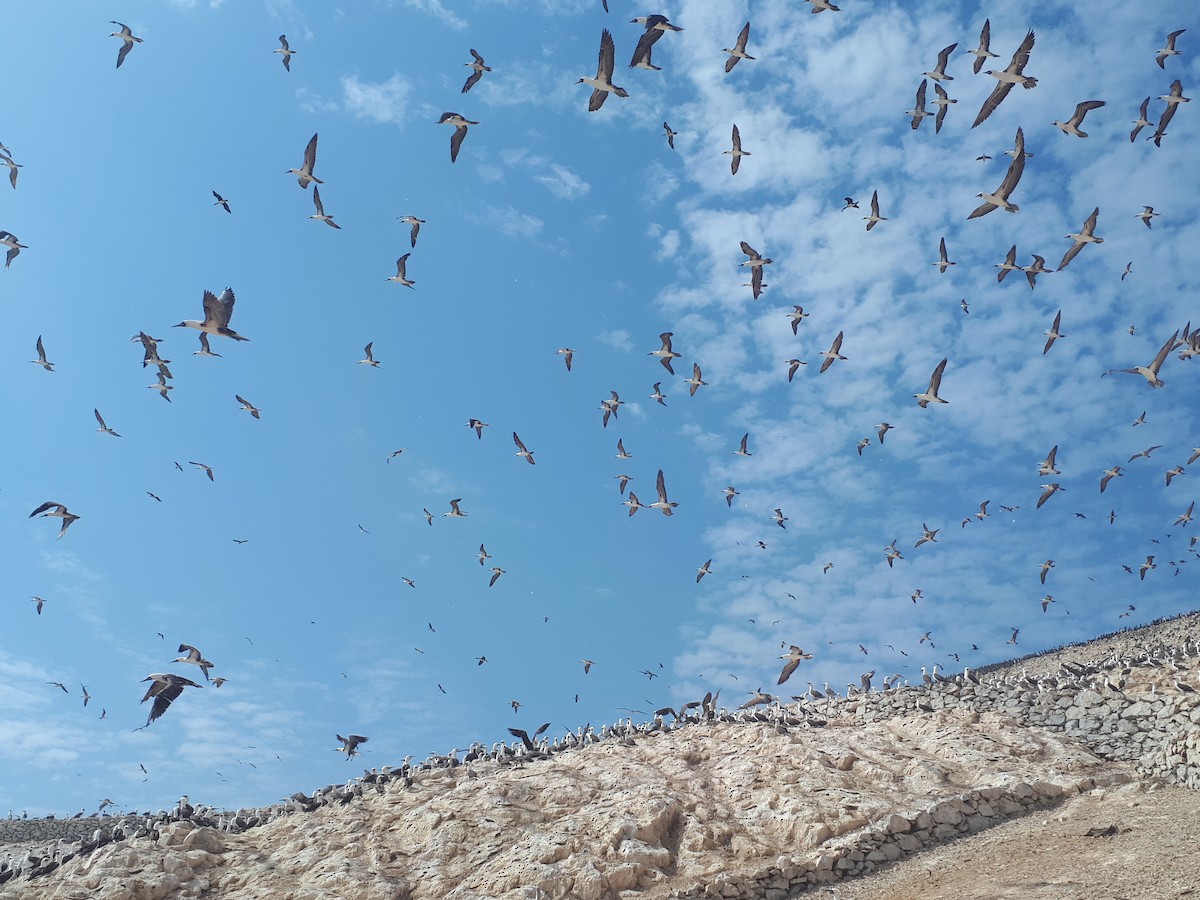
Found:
286,133 -> 322,188
932,82 -> 956,133
649,469 -> 677,516
212,191 -> 231,213
461,49 -> 491,93
914,524 -> 939,548
696,559 -> 712,583
914,358 -> 948,407
1043,310 -> 1064,354
464,418 -> 486,438
489,567 -> 506,586
1103,329 -> 1179,388
336,734 -> 369,758
907,79 -> 932,130
555,347 -> 575,371
863,190 -> 886,230
1149,80 -> 1190,147
444,498 -> 468,518
1135,206 -> 1160,229
973,30 -> 1037,128
934,236 -> 955,273
309,185 -> 340,228
724,124 -> 749,174
0,230 -> 27,268
1037,483 -> 1065,509
94,409 -> 121,437
1130,97 -> 1153,142
685,363 -> 707,396
438,112 -> 478,162
1165,465 -> 1186,486
1057,208 -> 1103,270
787,359 -> 805,382
662,121 -> 678,149
739,241 -> 772,299
140,673 -> 201,727
175,288 -> 249,341
386,253 -> 415,288
777,646 -> 813,685
173,644 -> 214,682
29,502 -> 80,539
358,342 -> 380,367
1139,556 -> 1157,580
512,432 -> 536,465
773,508 -> 788,529
1038,445 -> 1061,476
969,127 -> 1024,218
819,331 -> 846,373
578,30 -> 628,111
235,394 -> 261,419
1156,29 -> 1186,69
1099,465 -> 1123,493
966,19 -> 998,74
1053,100 -> 1105,137
723,22 -> 753,73
189,461 -> 215,481
995,244 -> 1022,282
648,332 -> 681,373
32,335 -> 54,371
274,34 -> 294,71
398,215 -> 425,248
924,43 -> 958,82
1025,254 -> 1052,289
733,433 -> 752,457
109,21 -> 142,69
1039,559 -> 1055,585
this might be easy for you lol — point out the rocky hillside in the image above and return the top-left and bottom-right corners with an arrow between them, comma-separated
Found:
3,614 -> 1198,900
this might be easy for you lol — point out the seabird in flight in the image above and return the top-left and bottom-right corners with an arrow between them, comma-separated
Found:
286,133 -> 322,188
358,342 -> 380,367
579,30 -> 628,111
309,185 -> 340,228
934,236 -> 955,273
877,423 -> 893,443
623,491 -> 644,516
863,190 -> 886,230
212,191 -> 231,213
914,524 -> 939,548
789,306 -> 809,333
615,438 -> 632,459
512,431 -> 536,465
32,335 -> 54,371
969,127 -> 1024,218
924,43 -> 958,82
662,122 -> 677,149
857,437 -> 871,456
336,734 -> 368,758
29,502 -> 80,539
461,49 -> 491,93
1135,206 -> 1160,229
174,644 -> 214,681
723,486 -> 738,507
94,409 -> 121,436
648,332 -> 681,373
615,474 -> 632,494
819,331 -> 846,373
1039,560 -> 1055,584
724,124 -> 749,174
739,241 -> 772,299
274,35 -> 294,71
32,596 -> 45,615
973,30 -> 1037,128
1149,80 -> 1190,146
806,0 -> 840,11
467,418 -> 489,439
489,567 -> 506,586
438,113 -> 478,161
109,21 -> 142,69
773,508 -> 788,528
140,673 -> 202,727
734,433 -> 751,457
398,215 -> 425,248
555,347 -> 575,371
149,372 -> 172,401
696,559 -> 711,583
1131,97 -> 1153,142
1100,465 -> 1123,493
386,253 -> 416,288
1043,310 -> 1064,354
685,363 -> 707,396
648,469 -> 677,516
723,23 -> 753,73
236,395 -> 261,418
1037,483 -> 1065,508
1038,445 -> 1060,476
1052,100 -> 1105,138
777,646 -> 813,685
1165,466 -> 1185,486
841,197 -> 858,210
787,359 -> 805,382
189,461 -> 215,481
0,152 -> 22,189
175,288 -> 249,341
1156,29 -> 1186,68
0,231 -> 27,268
1139,556 -> 1157,580
193,333 -> 221,357
907,79 -> 932,130
966,19 -> 998,74
1173,500 -> 1195,527
444,498 -> 468,518
914,358 -> 948,407
932,83 -> 956,133
1057,208 -> 1103,270
1128,445 -> 1163,462
650,382 -> 667,405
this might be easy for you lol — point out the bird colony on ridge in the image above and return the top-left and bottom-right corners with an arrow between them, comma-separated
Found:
3,2 -> 1199,814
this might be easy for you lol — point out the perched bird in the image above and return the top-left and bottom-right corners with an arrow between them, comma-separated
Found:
973,30 -> 1037,128
387,253 -> 416,288
777,646 -> 813,685
914,358 -> 948,407
1052,100 -> 1105,138
438,113 -> 478,162
934,236 -> 955,273
358,342 -> 381,367
967,19 -> 998,74
31,335 -> 54,371
140,673 -> 202,727
662,122 -> 677,149
211,191 -> 231,213
696,559 -> 712,583
648,332 -> 682,373
819,331 -> 846,373
94,408 -> 121,437
274,34 -> 294,71
723,23 -> 753,73
109,21 -> 142,69
1057,208 -> 1103,271
512,432 -> 536,465
175,288 -> 249,341
336,734 -> 368,758
863,190 -> 886,230
236,395 -> 261,419
461,49 -> 491,93
739,242 -> 772,299
1135,206 -> 1160,229
969,127 -> 1024,218
29,502 -> 80,539
1043,310 -> 1064,354
173,644 -> 214,682
724,124 -> 749,174
286,133 -> 322,188
579,30 -> 628,111
1155,29 -> 1186,68
309,185 -> 340,228
1103,329 -> 1179,387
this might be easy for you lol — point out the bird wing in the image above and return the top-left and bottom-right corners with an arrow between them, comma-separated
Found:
740,240 -> 757,258
928,357 -> 947,394
1081,206 -> 1100,236
462,71 -> 482,93
972,80 -> 1014,128
973,19 -> 991,73
629,28 -> 662,67
312,185 -> 326,216
512,432 -> 528,452
1072,99 -> 1105,124
995,128 -> 1026,199
94,409 -> 106,428
777,658 -> 800,685
656,469 -> 668,501
599,28 -> 617,79
470,49 -> 485,64
304,133 -> 319,173
1009,30 -> 1036,75
935,42 -> 957,72
449,125 -> 468,161
1148,329 -> 1181,375
202,290 -> 226,328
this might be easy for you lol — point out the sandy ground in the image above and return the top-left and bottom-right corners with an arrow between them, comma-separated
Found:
830,781 -> 1200,900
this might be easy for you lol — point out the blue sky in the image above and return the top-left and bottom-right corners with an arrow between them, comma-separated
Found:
1,0 -> 1197,816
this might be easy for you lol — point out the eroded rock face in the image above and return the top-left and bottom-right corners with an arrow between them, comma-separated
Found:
0,711 -> 1132,900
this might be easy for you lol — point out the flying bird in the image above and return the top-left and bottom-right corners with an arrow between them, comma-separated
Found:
907,79 -> 932,130
777,646 -> 813,685
662,122 -> 677,149
29,502 -> 80,539
932,83 -> 956,132
967,19 -> 998,74
0,230 -> 27,268
467,418 -> 489,439
309,185 -> 340,228
286,133 -> 322,188
31,335 -> 54,371
0,152 -> 22,189
1131,97 -> 1153,142
723,23 -> 753,73
109,21 -> 142,69
723,486 -> 738,508
914,358 -> 948,407
685,363 -> 707,396
819,331 -> 846,373
724,124 -> 749,174
1043,310 -> 1064,354
648,332 -> 681,373
969,127 -> 1024,218
1103,329 -> 1178,387
650,382 -> 666,405
773,508 -> 788,529
1100,466 -> 1123,493
444,498 -> 468,518
863,190 -> 886,230
1135,206 -> 1160,229
1025,255 -> 1052,289
461,49 -> 491,93
556,347 -> 575,371
1037,483 -> 1065,509
696,559 -> 711,583
236,395 -> 261,418
336,734 -> 368,758
924,43 -> 958,82
578,30 -> 628,111
140,673 -> 202,727
1156,29 -> 1186,68
175,288 -> 249,341
934,236 -> 955,273
1140,556 -> 1157,580
274,35 -> 294,71
1149,80 -> 1190,147
489,567 -> 506,587
914,524 -> 939,548
973,30 -> 1037,128
189,461 -> 215,481
212,191 -> 231,213
1057,208 -> 1103,270
31,597 -> 45,615
1039,560 -> 1055,585
358,342 -> 380,367
397,215 -> 425,249
1053,100 -> 1106,138
733,433 -> 752,457
94,409 -> 121,437
173,644 -> 214,682
512,432 -> 536,465
438,113 -> 478,162
649,469 -> 677,516
739,242 -> 772,299
787,359 -> 805,382
387,253 -> 415,288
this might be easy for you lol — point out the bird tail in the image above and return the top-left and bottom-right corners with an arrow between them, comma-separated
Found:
1022,77 -> 1038,89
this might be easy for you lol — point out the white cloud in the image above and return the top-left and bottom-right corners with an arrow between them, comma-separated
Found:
341,73 -> 412,125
